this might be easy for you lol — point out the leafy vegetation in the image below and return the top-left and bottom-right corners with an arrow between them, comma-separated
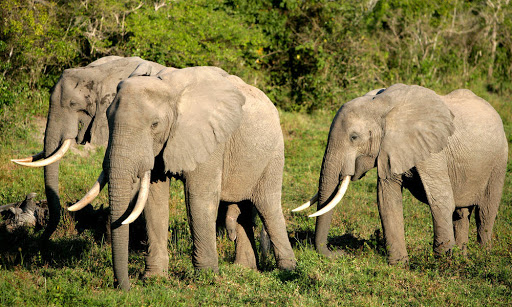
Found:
2,0 -> 512,110
0,0 -> 511,305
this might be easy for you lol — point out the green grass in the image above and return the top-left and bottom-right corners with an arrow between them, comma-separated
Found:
0,86 -> 511,306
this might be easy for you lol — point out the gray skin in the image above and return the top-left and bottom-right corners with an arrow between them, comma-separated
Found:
314,83 -> 507,264
41,56 -> 165,241
103,66 -> 296,290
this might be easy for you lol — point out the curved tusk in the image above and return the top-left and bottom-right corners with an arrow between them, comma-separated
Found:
309,176 -> 351,218
12,139 -> 73,167
122,171 -> 151,225
68,171 -> 107,211
292,192 -> 318,212
11,151 -> 45,163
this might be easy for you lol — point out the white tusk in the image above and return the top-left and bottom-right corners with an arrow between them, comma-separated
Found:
292,192 -> 318,212
309,176 -> 351,218
68,171 -> 107,211
11,151 -> 45,163
122,171 -> 151,225
12,139 -> 72,167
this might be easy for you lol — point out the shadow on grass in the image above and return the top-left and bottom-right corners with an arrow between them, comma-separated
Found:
0,205 -> 148,270
0,227 -> 93,270
289,228 -> 387,257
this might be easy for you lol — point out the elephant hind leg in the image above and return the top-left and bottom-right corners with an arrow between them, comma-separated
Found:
475,165 -> 505,248
251,157 -> 296,271
452,206 -> 474,255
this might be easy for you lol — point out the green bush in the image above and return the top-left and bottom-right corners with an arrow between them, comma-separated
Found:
1,0 -> 511,111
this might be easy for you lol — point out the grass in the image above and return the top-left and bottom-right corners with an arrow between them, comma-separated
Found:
0,84 -> 511,306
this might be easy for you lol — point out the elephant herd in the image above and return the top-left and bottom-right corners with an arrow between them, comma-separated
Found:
12,56 -> 508,290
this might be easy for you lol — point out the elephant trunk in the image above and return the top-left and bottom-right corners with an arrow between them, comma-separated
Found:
106,134 -> 152,291
314,150 -> 347,256
42,134 -> 62,241
108,168 -> 134,291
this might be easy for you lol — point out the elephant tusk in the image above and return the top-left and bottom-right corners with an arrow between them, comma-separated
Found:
309,176 -> 351,218
68,171 -> 107,211
11,151 -> 45,163
122,171 -> 151,225
292,192 -> 318,212
12,139 -> 73,167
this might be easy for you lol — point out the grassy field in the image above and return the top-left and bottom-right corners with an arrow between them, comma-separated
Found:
0,84 -> 511,306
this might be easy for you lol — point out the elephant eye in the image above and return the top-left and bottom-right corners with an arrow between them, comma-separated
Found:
151,122 -> 159,129
350,133 -> 358,141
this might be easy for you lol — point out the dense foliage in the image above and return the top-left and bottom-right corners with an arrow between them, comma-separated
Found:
1,0 -> 511,110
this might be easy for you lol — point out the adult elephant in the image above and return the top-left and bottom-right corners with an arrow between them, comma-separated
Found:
12,56 -> 165,241
295,84 -> 507,265
73,66 -> 296,290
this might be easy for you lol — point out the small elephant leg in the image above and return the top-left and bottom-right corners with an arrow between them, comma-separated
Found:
226,203 -> 258,269
416,159 -> 456,256
252,157 -> 296,271
144,177 -> 170,278
452,206 -> 474,254
377,176 -> 408,265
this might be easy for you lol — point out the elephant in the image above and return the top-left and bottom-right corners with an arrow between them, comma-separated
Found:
11,56 -> 166,240
295,83 -> 508,265
73,66 -> 296,290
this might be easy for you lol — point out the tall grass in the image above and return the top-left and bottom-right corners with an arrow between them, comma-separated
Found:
0,84 -> 511,305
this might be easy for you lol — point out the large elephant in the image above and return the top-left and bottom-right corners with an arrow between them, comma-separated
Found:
12,56 -> 165,240
75,66 -> 296,290
295,84 -> 507,264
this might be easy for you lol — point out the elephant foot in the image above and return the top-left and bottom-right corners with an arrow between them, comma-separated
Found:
433,240 -> 455,257
194,265 -> 220,274
316,244 -> 332,258
234,248 -> 258,270
387,255 -> 409,268
277,258 -> 297,271
142,267 -> 168,280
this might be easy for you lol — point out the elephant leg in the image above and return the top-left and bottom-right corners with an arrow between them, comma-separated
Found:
377,176 -> 408,265
252,157 -> 296,271
416,159 -> 456,256
452,206 -> 474,255
184,157 -> 223,271
227,202 -> 258,269
475,165 -> 504,248
259,222 -> 271,262
143,177 -> 170,278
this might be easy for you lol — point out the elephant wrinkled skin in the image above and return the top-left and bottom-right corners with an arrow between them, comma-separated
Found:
301,84 -> 507,265
101,66 -> 296,290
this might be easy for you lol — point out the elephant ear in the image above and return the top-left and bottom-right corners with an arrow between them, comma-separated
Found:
377,84 -> 455,179
162,69 -> 246,173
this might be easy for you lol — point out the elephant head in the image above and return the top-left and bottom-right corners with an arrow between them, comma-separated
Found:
12,56 -> 165,241
73,66 -> 246,290
294,84 -> 455,256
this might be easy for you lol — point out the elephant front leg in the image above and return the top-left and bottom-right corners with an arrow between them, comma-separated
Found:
377,176 -> 409,265
184,163 -> 223,272
144,177 -> 170,278
416,159 -> 456,256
